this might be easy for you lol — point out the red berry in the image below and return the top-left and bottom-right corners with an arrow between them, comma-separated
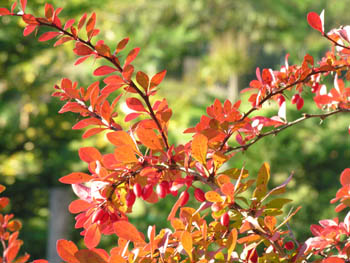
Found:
156,183 -> 167,198
277,95 -> 285,107
284,241 -> 294,250
220,212 -> 230,227
179,191 -> 189,206
142,184 -> 153,200
194,188 -> 206,202
296,97 -> 304,110
126,190 -> 136,207
133,183 -> 142,197
291,94 -> 300,104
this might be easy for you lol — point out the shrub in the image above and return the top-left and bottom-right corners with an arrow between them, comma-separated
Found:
1,1 -> 350,262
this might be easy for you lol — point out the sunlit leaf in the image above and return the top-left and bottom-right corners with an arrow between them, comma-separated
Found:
56,239 -> 79,263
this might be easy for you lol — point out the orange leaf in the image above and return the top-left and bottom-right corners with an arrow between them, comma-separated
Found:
237,234 -> 261,244
340,168 -> 350,186
114,145 -> 139,163
84,223 -> 101,249
114,221 -> 145,244
79,147 -> 102,163
82,128 -> 107,139
136,128 -> 163,150
205,191 -> 223,203
150,70 -> 166,89
0,184 -> 5,194
264,216 -> 277,232
107,131 -> 140,155
109,254 -> 127,263
56,239 -> 79,263
115,37 -> 129,54
75,249 -> 107,263
68,199 -> 92,214
124,47 -> 140,66
181,231 -> 192,261
59,172 -> 92,184
86,12 -> 96,35
191,134 -> 208,165
221,182 -> 235,201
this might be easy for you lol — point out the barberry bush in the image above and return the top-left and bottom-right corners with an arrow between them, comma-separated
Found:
1,1 -> 350,262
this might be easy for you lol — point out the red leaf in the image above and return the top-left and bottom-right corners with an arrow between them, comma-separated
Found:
20,0 -> 27,12
38,31 -> 61,42
322,257 -> 345,263
126,97 -> 146,112
72,118 -> 103,130
103,75 -> 124,85
44,3 -> 54,20
125,112 -> 141,122
115,37 -> 129,54
114,221 -> 145,244
84,223 -> 101,249
11,2 -> 17,13
58,102 -> 87,114
23,25 -> 37,36
79,147 -> 102,163
101,84 -> 123,95
68,199 -> 92,214
150,70 -> 166,89
314,95 -> 333,105
0,197 -> 10,209
0,8 -> 10,16
73,42 -> 93,56
340,168 -> 350,186
124,47 -> 140,66
59,172 -> 92,184
56,239 -> 79,263
74,55 -> 90,65
307,12 -> 323,33
78,13 -> 87,30
82,128 -> 107,138
86,12 -> 96,35
54,36 -> 73,47
64,19 -> 75,30
22,14 -> 38,25
122,64 -> 134,81
93,65 -> 117,76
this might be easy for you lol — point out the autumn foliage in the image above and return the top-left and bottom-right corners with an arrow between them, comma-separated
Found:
2,1 -> 350,262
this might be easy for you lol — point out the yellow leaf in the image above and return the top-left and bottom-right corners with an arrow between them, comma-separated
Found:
205,191 -> 223,203
226,228 -> 237,261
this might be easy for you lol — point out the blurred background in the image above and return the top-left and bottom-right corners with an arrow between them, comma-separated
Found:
1,0 -> 350,260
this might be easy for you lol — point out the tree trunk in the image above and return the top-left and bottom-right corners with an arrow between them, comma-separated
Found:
47,187 -> 72,263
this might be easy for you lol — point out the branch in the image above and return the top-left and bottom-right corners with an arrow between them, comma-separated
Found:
226,108 -> 350,153
33,18 -> 170,150
219,65 -> 348,151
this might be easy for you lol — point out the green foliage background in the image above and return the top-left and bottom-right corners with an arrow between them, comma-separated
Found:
1,0 -> 350,258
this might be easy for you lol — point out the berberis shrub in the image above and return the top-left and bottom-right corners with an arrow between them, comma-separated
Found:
1,1 -> 350,262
